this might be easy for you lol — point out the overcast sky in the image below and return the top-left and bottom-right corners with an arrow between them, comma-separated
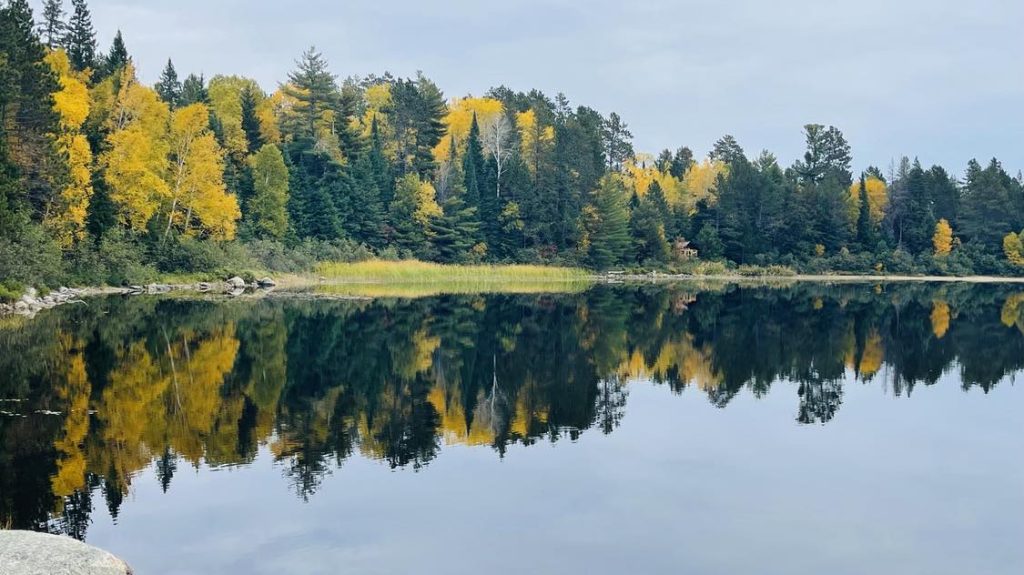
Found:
38,0 -> 1024,176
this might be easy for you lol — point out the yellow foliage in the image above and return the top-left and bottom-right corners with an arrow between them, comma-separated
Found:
858,331 -> 884,377
681,158 -> 726,213
848,176 -> 888,225
44,49 -> 94,247
931,301 -> 951,339
1003,232 -> 1024,266
208,75 -> 261,159
102,65 -> 171,231
433,96 -> 504,161
412,178 -> 442,226
166,104 -> 240,239
1001,293 -> 1024,333
516,109 -> 554,177
933,219 -> 954,256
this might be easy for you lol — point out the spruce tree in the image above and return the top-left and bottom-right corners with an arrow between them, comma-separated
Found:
66,0 -> 96,72
368,118 -> 394,206
101,30 -> 129,78
154,59 -> 182,108
462,114 -> 485,211
855,175 -> 874,249
180,73 -> 207,105
239,85 -> 264,154
585,176 -> 631,269
38,0 -> 66,49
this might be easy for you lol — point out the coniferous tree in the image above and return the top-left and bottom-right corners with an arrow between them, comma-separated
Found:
154,59 -> 182,108
900,161 -> 936,254
180,73 -> 207,105
583,176 -> 630,268
462,114 -> 486,212
855,175 -> 875,249
367,117 -> 394,206
38,0 -> 66,49
100,30 -> 129,79
239,84 -> 264,154
65,0 -> 96,72
0,0 -> 62,220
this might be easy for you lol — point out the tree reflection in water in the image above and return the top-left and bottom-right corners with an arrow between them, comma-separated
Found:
1,281 -> 1022,537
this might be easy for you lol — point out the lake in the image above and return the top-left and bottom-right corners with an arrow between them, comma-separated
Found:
1,282 -> 1021,574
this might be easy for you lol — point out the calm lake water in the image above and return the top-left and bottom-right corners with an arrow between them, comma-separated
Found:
1,282 -> 1022,574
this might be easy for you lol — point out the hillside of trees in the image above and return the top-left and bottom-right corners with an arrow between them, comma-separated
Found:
2,0 -> 1023,294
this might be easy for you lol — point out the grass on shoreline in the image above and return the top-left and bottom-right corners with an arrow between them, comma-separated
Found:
317,260 -> 591,283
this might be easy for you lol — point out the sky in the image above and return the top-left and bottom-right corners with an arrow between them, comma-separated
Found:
36,0 -> 1024,176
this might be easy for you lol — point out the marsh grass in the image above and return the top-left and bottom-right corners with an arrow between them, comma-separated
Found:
315,260 -> 592,297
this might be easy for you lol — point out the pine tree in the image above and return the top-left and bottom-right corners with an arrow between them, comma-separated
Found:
180,73 -> 207,105
239,84 -> 263,154
154,59 -> 182,108
101,30 -> 129,78
630,193 -> 670,265
38,0 -> 66,49
0,0 -> 62,219
462,114 -> 485,211
584,176 -> 631,269
900,161 -> 935,254
282,47 -> 339,143
855,175 -> 875,248
65,0 -> 96,72
368,117 -> 394,207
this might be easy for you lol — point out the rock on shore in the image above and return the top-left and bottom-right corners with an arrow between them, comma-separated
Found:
0,530 -> 132,574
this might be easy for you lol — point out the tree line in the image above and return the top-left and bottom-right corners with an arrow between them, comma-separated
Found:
2,0 -> 1023,288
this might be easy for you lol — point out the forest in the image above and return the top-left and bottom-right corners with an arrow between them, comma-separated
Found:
2,0 -> 1024,296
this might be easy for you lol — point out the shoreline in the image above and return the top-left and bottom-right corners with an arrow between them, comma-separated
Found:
3,271 -> 1024,318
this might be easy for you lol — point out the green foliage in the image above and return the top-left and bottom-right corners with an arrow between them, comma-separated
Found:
582,176 -> 630,269
246,144 -> 289,240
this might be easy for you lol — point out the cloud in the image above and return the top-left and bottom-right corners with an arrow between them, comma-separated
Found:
47,0 -> 1024,174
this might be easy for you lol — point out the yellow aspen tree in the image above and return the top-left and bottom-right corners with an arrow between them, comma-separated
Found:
102,64 -> 171,231
515,108 -> 554,178
847,176 -> 888,225
432,96 -> 504,161
207,76 -> 253,159
682,158 -> 727,213
166,103 -> 240,239
43,49 -> 93,247
1003,231 -> 1024,266
933,219 -> 954,256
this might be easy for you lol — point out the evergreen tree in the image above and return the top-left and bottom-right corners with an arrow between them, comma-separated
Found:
601,112 -> 633,171
669,146 -> 694,178
583,176 -> 631,268
239,84 -> 264,154
65,0 -> 96,72
629,193 -> 670,265
709,135 -> 745,165
180,73 -> 207,105
38,0 -> 66,49
462,114 -> 486,212
0,0 -> 62,220
100,30 -> 128,78
899,161 -> 936,254
368,117 -> 394,206
960,158 -> 1019,250
154,59 -> 182,108
855,175 -> 875,249
282,47 -> 340,143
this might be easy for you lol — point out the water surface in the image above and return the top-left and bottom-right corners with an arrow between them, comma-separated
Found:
1,283 -> 1021,574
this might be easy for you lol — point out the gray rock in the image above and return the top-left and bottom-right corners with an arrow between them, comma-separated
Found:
19,294 -> 36,306
227,287 -> 246,297
226,276 -> 246,289
59,286 -> 70,294
14,300 -> 28,311
0,530 -> 132,574
257,277 -> 277,288
24,287 -> 37,298
197,282 -> 213,291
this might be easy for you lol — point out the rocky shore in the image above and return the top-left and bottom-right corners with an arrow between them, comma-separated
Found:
0,276 -> 278,317
0,530 -> 132,574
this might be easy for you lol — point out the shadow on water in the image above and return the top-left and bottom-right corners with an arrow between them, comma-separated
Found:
0,281 -> 1022,539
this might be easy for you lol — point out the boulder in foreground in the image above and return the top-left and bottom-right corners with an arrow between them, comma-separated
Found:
0,530 -> 132,575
